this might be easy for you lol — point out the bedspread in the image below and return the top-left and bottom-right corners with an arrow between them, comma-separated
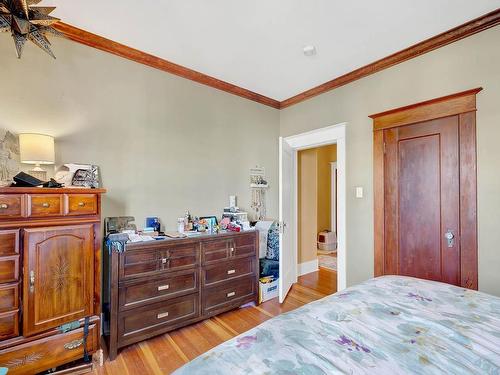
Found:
173,276 -> 500,374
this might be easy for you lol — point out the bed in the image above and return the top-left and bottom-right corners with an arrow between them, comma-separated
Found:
173,276 -> 500,374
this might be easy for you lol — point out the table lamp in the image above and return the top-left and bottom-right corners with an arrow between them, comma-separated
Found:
19,133 -> 55,181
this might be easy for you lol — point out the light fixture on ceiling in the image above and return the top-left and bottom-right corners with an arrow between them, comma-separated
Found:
0,0 -> 63,59
303,45 -> 317,57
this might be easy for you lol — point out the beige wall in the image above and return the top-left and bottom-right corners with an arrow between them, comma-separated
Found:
297,148 -> 317,263
281,25 -> 500,296
297,144 -> 336,264
0,36 -> 279,230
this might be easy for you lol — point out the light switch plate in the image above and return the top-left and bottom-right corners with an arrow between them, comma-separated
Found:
355,187 -> 363,198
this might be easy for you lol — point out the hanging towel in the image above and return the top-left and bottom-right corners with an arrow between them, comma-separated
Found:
255,220 -> 274,258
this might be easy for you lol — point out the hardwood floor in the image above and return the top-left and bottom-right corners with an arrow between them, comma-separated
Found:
91,269 -> 337,375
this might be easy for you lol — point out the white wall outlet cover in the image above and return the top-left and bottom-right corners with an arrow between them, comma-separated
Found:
355,187 -> 363,198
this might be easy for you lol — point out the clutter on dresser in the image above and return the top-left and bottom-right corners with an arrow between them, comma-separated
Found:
55,163 -> 100,188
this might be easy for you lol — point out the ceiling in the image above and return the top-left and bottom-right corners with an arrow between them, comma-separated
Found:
44,1 -> 500,101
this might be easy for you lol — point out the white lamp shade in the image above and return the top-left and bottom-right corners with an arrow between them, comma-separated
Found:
19,133 -> 55,165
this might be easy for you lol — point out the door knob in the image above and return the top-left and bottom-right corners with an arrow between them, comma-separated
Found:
445,230 -> 455,248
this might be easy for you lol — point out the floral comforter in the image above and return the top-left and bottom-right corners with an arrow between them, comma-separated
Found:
173,276 -> 500,374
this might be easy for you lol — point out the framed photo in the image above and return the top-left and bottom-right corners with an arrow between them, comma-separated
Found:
200,216 -> 218,227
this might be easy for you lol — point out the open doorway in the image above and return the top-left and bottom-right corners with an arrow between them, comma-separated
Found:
278,123 -> 346,303
297,144 -> 338,276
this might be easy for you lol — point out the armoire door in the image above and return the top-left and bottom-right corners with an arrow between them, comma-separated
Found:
384,116 -> 460,285
23,224 -> 94,336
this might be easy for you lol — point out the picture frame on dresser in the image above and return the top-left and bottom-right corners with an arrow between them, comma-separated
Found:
0,187 -> 106,375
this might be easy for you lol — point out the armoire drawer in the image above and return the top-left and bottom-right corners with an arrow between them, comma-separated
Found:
119,293 -> 199,339
119,270 -> 198,310
0,230 -> 19,257
203,276 -> 256,315
0,322 -> 98,375
0,256 -> 19,284
0,195 -> 23,219
0,309 -> 19,340
0,283 -> 18,312
27,194 -> 63,217
65,194 -> 98,216
203,257 -> 255,286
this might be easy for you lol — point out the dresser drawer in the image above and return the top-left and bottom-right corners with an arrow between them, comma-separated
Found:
0,230 -> 19,257
233,233 -> 257,258
203,257 -> 255,286
0,283 -> 18,313
27,194 -> 63,217
0,195 -> 23,219
0,310 -> 19,340
119,270 -> 198,310
120,243 -> 198,280
203,276 -> 256,315
119,293 -> 199,340
0,321 -> 98,375
0,256 -> 19,283
201,238 -> 230,264
65,194 -> 97,216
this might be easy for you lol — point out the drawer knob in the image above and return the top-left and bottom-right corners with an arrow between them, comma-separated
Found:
64,339 -> 84,350
227,291 -> 236,298
42,202 -> 50,208
227,269 -> 236,275
78,202 -> 86,207
157,311 -> 169,319
0,203 -> 8,209
158,284 -> 170,291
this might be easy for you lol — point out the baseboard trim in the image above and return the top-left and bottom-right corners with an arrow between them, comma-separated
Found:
298,259 -> 319,276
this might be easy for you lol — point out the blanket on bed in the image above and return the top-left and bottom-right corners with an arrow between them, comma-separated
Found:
173,276 -> 500,374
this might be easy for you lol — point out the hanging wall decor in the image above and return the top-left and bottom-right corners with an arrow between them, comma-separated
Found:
250,166 -> 269,221
0,0 -> 63,58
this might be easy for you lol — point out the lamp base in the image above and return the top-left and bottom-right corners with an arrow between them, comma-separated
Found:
27,169 -> 47,182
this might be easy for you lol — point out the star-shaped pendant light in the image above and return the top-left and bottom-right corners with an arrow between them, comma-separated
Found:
0,0 -> 62,59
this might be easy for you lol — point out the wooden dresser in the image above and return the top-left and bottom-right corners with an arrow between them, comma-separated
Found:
0,187 -> 105,374
104,230 -> 259,360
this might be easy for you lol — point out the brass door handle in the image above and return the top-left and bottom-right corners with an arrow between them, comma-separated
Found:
29,270 -> 35,292
78,202 -> 85,207
158,284 -> 169,291
64,339 -> 84,350
227,269 -> 236,275
0,203 -> 8,209
227,291 -> 236,298
42,202 -> 50,208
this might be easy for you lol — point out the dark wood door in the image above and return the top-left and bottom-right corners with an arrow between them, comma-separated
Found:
384,115 -> 461,285
23,225 -> 94,336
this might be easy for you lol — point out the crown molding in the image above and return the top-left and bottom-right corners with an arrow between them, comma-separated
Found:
53,22 -> 281,109
53,9 -> 500,110
280,9 -> 500,109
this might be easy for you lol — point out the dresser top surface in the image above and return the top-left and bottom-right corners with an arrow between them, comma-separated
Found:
0,187 -> 106,194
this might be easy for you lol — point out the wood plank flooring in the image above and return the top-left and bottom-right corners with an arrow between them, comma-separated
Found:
92,269 -> 337,375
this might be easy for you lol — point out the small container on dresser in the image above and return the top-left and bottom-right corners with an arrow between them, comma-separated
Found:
0,187 -> 105,375
103,230 -> 259,360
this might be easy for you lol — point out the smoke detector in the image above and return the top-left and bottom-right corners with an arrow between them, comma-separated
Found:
303,45 -> 317,56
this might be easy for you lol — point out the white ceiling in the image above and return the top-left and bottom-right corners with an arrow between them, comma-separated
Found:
44,1 -> 500,101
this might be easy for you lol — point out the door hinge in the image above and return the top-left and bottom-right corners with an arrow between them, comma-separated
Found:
383,142 -> 387,154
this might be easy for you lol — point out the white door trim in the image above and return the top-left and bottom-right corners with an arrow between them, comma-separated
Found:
330,161 -> 338,234
282,122 -> 347,292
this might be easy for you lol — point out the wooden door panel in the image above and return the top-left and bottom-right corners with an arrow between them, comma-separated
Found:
398,135 -> 441,279
23,225 -> 94,336
384,116 -> 460,285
